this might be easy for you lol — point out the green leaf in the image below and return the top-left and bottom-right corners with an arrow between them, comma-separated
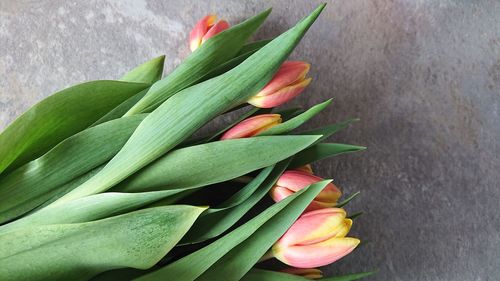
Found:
55,4 -> 326,204
241,269 -> 376,281
92,89 -> 149,126
0,206 -> 205,281
241,269 -> 310,281
274,107 -> 305,120
126,9 -> 272,114
321,271 -> 376,281
237,39 -> 272,55
134,180 -> 327,281
298,118 -> 360,144
0,115 -> 145,224
259,99 -> 332,136
200,39 -> 271,81
180,160 -> 289,244
0,190 -> 185,234
337,191 -> 361,208
0,81 -> 148,174
195,181 -> 332,281
120,55 -> 165,84
290,143 -> 366,168
113,135 -> 320,193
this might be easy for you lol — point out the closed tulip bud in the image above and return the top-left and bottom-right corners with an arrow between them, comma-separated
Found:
272,208 -> 359,268
220,114 -> 282,140
189,15 -> 230,51
248,61 -> 312,108
270,170 -> 341,212
282,267 -> 323,279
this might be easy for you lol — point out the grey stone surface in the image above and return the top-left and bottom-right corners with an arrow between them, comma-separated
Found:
1,0 -> 499,280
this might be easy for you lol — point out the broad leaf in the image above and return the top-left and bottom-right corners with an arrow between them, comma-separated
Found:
56,4 -> 326,204
0,81 -> 148,174
0,206 -> 205,281
113,135 -> 319,193
0,190 -> 185,234
0,115 -> 145,224
290,143 -> 366,168
120,55 -> 165,84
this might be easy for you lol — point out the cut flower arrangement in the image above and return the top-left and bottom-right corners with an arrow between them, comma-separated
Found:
0,4 -> 373,281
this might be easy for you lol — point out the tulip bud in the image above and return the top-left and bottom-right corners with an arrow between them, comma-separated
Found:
248,61 -> 311,108
220,114 -> 282,140
189,15 -> 230,51
270,170 -> 341,212
282,267 -> 323,279
272,208 -> 359,268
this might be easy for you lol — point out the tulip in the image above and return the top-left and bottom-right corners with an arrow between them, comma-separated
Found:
272,208 -> 359,268
248,61 -> 312,108
220,114 -> 282,140
282,267 -> 323,279
270,170 -> 341,211
189,15 -> 230,51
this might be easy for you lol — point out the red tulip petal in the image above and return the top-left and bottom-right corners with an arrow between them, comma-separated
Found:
220,114 -> 281,140
273,237 -> 360,268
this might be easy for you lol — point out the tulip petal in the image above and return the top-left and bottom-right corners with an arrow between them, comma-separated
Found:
273,237 -> 360,268
270,185 -> 295,202
313,181 -> 342,203
277,208 -> 346,247
189,15 -> 217,51
248,78 -> 311,108
258,61 -> 311,97
276,170 -> 322,192
221,114 -> 282,140
202,20 -> 230,43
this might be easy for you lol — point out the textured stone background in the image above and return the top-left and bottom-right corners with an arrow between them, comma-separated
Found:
1,0 -> 500,280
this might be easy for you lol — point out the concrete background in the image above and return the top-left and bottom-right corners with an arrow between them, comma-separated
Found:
1,0 -> 499,280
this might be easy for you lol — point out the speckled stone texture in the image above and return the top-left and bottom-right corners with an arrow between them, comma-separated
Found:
1,0 -> 499,280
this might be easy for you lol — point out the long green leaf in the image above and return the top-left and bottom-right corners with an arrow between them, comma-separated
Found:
56,4 -> 326,204
0,190 -> 185,234
320,271 -> 376,281
113,135 -> 319,193
241,269 -> 375,281
298,118 -> 359,144
135,181 -> 328,281
180,160 -> 288,244
126,9 -> 272,114
241,269 -> 310,281
92,89 -> 149,125
200,39 -> 271,82
289,143 -> 366,168
196,181 -> 332,281
120,55 -> 165,84
0,115 -> 145,224
0,81 -> 148,174
259,99 -> 332,136
0,206 -> 205,281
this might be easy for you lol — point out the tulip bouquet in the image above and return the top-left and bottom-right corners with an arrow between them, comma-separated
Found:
0,3 -> 373,281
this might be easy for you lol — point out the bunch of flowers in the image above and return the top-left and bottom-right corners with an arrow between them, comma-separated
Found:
0,3 -> 372,281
